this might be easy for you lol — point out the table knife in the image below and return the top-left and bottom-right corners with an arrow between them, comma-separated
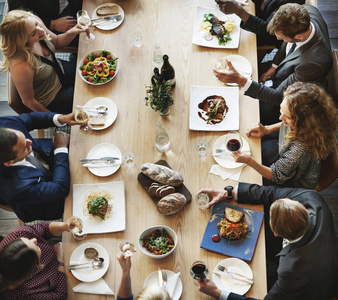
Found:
213,270 -> 253,284
158,268 -> 164,287
91,15 -> 122,22
80,157 -> 119,163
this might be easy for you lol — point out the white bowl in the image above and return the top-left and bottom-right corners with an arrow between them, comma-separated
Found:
138,225 -> 177,259
78,49 -> 119,85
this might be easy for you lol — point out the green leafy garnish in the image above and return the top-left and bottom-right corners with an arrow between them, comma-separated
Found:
88,196 -> 108,220
203,13 -> 214,22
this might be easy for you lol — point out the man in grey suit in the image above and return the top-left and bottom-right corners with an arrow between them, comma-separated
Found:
214,4 -> 333,124
196,183 -> 338,300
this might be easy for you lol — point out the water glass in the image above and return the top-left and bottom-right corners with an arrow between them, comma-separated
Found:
120,242 -> 136,257
195,140 -> 209,156
123,152 -> 135,167
132,32 -> 143,48
195,192 -> 211,210
66,216 -> 87,240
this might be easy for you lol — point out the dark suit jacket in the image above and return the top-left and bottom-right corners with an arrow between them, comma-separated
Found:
227,183 -> 338,300
0,113 -> 70,222
244,4 -> 333,106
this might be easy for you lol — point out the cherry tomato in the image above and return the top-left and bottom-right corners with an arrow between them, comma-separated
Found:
94,53 -> 100,58
109,70 -> 115,76
81,70 -> 87,76
83,58 -> 89,65
100,77 -> 104,81
106,55 -> 111,60
88,77 -> 93,83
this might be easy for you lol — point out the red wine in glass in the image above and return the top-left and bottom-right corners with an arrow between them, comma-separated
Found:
190,261 -> 208,281
226,139 -> 241,152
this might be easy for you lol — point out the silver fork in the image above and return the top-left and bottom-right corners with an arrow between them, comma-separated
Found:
162,271 -> 168,289
217,265 -> 253,281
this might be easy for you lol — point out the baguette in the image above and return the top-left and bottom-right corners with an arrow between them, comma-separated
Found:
96,5 -> 119,16
157,193 -> 187,215
141,163 -> 184,186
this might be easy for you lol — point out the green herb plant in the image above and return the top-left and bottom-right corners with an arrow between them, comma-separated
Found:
145,79 -> 173,112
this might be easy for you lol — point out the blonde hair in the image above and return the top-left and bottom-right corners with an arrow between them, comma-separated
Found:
0,10 -> 39,72
136,284 -> 171,300
270,198 -> 309,240
283,82 -> 337,160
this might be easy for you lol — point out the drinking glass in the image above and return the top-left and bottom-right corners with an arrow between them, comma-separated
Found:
75,105 -> 92,134
214,58 -> 227,84
224,131 -> 243,153
195,140 -> 209,156
123,152 -> 135,167
190,261 -> 209,282
132,32 -> 143,48
66,216 -> 87,240
195,192 -> 210,210
119,242 -> 136,257
77,10 -> 95,43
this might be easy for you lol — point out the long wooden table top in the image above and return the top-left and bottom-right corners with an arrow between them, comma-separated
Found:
63,0 -> 266,299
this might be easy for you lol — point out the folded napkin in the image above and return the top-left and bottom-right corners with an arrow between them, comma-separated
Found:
73,278 -> 114,295
210,164 -> 244,181
166,272 -> 181,297
83,162 -> 121,168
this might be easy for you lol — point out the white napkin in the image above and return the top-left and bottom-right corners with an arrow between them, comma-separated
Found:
166,272 -> 181,297
82,162 -> 121,168
73,278 -> 114,295
210,164 -> 244,181
235,0 -> 249,5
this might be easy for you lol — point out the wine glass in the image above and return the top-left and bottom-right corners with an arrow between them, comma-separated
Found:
74,105 -> 92,134
119,242 -> 136,257
77,10 -> 95,43
224,131 -> 243,153
190,261 -> 209,282
66,216 -> 87,240
214,58 -> 227,84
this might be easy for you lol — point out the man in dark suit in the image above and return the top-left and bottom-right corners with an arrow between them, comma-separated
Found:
214,4 -> 333,125
0,112 -> 78,222
196,183 -> 338,300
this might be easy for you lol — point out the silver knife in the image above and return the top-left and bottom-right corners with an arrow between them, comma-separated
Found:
91,15 -> 122,22
80,157 -> 119,163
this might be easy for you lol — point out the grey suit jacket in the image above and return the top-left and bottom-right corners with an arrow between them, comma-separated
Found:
226,183 -> 338,300
245,4 -> 333,106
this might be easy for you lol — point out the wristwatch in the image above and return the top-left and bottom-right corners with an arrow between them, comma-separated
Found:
58,261 -> 65,267
224,186 -> 234,199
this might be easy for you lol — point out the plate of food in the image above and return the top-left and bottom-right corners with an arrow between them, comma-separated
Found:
214,55 -> 252,86
212,258 -> 253,295
85,97 -> 117,130
86,143 -> 122,177
144,270 -> 183,300
69,242 -> 110,282
73,181 -> 125,234
212,134 -> 250,168
79,50 -> 119,85
192,6 -> 241,48
91,3 -> 124,30
200,201 -> 264,261
189,85 -> 239,131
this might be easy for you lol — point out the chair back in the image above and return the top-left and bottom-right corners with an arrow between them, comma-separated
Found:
7,72 -> 32,114
327,49 -> 338,107
315,145 -> 338,192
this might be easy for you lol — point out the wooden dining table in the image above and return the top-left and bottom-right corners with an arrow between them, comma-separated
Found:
63,0 -> 267,299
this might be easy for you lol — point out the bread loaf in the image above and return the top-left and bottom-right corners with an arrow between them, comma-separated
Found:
96,5 -> 119,16
141,163 -> 184,186
157,193 -> 187,215
148,183 -> 175,198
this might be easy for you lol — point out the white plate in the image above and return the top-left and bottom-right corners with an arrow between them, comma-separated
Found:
86,143 -> 122,177
212,134 -> 250,168
78,49 -> 119,86
144,270 -> 183,300
212,258 -> 253,295
189,85 -> 239,131
216,55 -> 252,86
85,97 -> 117,130
73,181 -> 126,233
192,6 -> 241,49
92,3 -> 124,30
69,243 -> 110,282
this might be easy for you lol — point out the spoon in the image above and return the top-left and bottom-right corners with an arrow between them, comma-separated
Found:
75,105 -> 108,114
67,257 -> 104,270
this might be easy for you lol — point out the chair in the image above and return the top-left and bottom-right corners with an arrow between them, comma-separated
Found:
0,204 -> 24,226
327,49 -> 338,107
315,145 -> 338,192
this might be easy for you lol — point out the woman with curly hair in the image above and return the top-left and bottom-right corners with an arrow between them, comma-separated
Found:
233,81 -> 337,189
0,10 -> 84,113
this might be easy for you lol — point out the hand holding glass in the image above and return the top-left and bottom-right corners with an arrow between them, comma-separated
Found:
77,10 -> 95,42
75,106 -> 92,134
67,216 -> 87,240
190,261 -> 208,281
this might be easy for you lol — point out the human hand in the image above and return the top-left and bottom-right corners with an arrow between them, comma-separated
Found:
216,0 -> 241,15
57,112 -> 79,126
53,131 -> 70,148
196,188 -> 228,209
259,66 -> 275,84
197,278 -> 222,299
213,60 -> 248,87
246,122 -> 267,138
53,242 -> 64,262
117,254 -> 131,275
232,151 -> 251,164
51,16 -> 77,32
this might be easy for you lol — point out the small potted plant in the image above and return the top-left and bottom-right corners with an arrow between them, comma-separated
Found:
145,79 -> 173,116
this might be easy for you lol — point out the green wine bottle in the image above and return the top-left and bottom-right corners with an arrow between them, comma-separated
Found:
161,55 -> 176,87
151,68 -> 162,85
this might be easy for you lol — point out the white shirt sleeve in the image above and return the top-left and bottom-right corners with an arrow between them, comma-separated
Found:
218,289 -> 231,300
54,147 -> 68,154
53,114 -> 66,127
242,79 -> 252,92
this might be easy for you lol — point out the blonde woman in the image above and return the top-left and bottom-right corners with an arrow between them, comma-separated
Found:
0,10 -> 84,113
233,82 -> 337,189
